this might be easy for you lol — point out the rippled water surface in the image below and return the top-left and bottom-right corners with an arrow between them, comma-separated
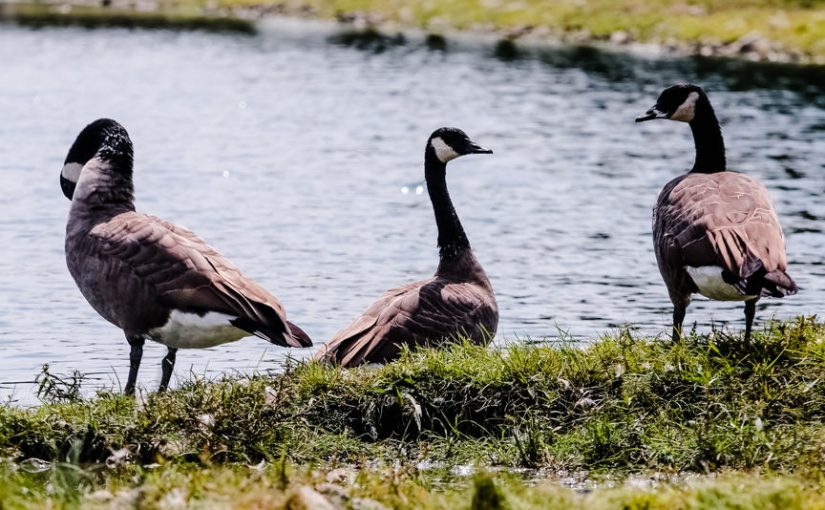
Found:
1,22 -> 824,403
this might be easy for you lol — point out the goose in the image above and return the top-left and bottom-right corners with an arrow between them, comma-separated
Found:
314,127 -> 498,366
60,119 -> 312,394
636,84 -> 797,342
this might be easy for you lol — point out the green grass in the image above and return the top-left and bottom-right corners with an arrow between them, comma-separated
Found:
4,316 -> 825,470
7,461 -> 825,509
2,0 -> 824,61
0,2 -> 255,33
3,317 -> 825,508
278,0 -> 825,60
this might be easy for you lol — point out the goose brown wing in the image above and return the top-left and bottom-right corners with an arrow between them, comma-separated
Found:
90,212 -> 304,347
314,282 -> 417,365
657,172 -> 789,282
316,277 -> 497,367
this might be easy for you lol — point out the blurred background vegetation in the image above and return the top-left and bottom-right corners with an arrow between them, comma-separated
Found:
1,0 -> 824,62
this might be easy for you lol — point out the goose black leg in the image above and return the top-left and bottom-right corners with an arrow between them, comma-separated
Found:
159,347 -> 177,392
125,336 -> 144,396
744,298 -> 758,343
672,304 -> 687,342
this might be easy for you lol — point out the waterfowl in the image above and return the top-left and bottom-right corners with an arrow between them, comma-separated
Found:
60,119 -> 312,395
636,84 -> 797,342
314,127 -> 498,366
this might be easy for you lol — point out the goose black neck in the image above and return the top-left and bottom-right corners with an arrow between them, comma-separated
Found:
425,148 -> 470,260
97,169 -> 136,212
688,96 -> 726,174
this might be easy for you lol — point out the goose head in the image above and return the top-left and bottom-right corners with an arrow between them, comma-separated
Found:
635,83 -> 707,124
427,127 -> 492,164
61,118 -> 133,200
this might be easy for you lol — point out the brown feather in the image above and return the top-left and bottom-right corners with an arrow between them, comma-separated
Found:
315,251 -> 497,367
68,211 -> 309,347
654,171 -> 795,301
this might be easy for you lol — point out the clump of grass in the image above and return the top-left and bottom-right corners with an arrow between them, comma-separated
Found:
4,318 -> 825,508
35,364 -> 86,404
471,475 -> 506,510
2,317 -> 825,476
3,461 -> 825,509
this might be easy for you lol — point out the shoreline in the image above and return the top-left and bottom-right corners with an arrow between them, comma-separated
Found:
2,317 -> 825,507
1,0 -> 824,65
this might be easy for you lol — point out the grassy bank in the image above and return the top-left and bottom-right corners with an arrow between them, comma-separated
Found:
2,0 -> 825,63
270,0 -> 825,62
6,464 -> 825,509
2,316 -> 825,508
0,1 -> 255,32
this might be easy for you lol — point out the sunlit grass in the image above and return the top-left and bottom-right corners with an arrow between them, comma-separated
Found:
2,0 -> 824,59
0,2 -> 256,32
243,0 -> 825,57
5,456 -> 825,508
2,317 -> 825,508
4,317 -> 825,472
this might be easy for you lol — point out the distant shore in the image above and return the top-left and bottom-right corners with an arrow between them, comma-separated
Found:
2,317 -> 825,508
1,0 -> 824,64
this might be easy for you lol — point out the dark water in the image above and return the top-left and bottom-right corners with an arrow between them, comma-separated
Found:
1,21 -> 823,403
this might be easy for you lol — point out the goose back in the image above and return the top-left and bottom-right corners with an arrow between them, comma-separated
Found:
66,210 -> 300,347
654,171 -> 791,300
316,251 -> 497,367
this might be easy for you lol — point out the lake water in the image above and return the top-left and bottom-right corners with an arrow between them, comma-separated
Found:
1,21 -> 823,403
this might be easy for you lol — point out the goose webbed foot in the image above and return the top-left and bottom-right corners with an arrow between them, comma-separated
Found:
159,347 -> 177,392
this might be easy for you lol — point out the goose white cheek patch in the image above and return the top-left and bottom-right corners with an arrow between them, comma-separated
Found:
430,137 -> 460,163
670,91 -> 699,122
61,162 -> 83,183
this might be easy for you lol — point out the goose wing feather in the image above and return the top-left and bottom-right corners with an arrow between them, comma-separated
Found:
317,276 -> 497,367
655,172 -> 790,291
88,212 -> 304,346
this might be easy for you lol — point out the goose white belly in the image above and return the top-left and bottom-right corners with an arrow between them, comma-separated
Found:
685,266 -> 756,301
148,310 -> 249,349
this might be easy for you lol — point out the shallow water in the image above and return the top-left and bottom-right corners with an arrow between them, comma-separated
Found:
1,21 -> 823,403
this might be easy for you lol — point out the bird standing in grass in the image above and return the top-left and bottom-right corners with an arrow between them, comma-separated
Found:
636,84 -> 797,342
60,119 -> 312,394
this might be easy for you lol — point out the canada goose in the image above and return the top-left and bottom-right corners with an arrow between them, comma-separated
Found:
636,84 -> 797,342
61,119 -> 312,394
314,128 -> 498,366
